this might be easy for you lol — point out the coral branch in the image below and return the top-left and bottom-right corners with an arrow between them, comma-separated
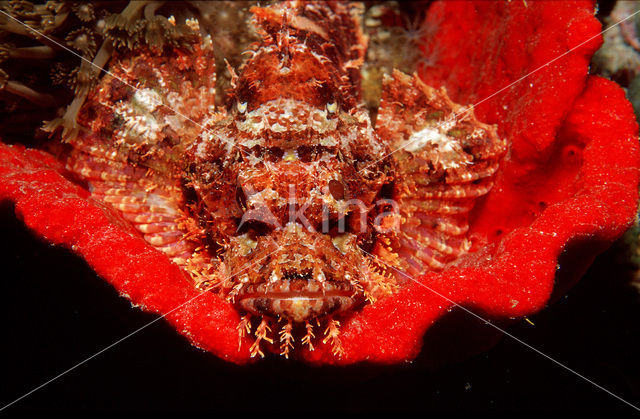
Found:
4,80 -> 57,107
2,45 -> 56,60
144,2 -> 164,20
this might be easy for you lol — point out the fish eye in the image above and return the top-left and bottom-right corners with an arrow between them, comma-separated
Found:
326,101 -> 337,113
328,179 -> 345,201
237,101 -> 247,113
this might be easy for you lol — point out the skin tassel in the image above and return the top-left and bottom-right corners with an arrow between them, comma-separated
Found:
322,318 -> 344,357
279,319 -> 294,359
250,317 -> 273,358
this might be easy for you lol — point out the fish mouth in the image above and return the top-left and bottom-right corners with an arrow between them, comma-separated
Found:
237,277 -> 359,323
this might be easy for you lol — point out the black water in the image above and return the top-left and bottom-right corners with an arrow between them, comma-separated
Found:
0,202 -> 639,413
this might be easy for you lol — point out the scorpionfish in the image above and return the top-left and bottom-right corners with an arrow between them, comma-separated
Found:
61,0 -> 506,358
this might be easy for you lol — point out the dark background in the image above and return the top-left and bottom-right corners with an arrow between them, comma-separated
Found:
2,0 -> 640,413
1,202 -> 639,414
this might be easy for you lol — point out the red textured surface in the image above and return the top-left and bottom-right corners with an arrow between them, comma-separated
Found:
0,147 -> 253,364
0,0 -> 639,365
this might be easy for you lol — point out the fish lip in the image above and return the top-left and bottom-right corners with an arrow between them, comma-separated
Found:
238,280 -> 357,300
236,279 -> 361,322
239,290 -> 354,300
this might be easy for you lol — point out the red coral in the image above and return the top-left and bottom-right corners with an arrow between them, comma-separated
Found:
0,0 -> 638,365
